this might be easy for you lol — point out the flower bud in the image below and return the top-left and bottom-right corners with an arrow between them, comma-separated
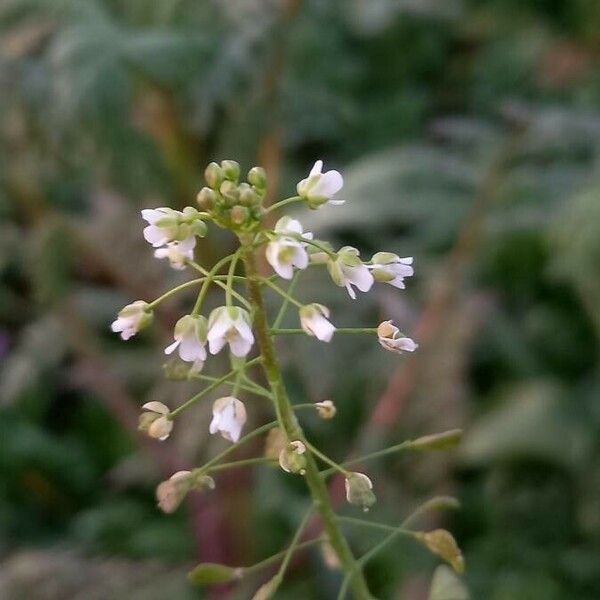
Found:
196,187 -> 217,210
111,301 -> 153,341
238,183 -> 260,206
221,159 -> 240,182
205,162 -> 223,189
247,166 -> 267,190
278,440 -> 307,475
139,401 -> 173,441
156,470 -> 192,513
188,563 -> 242,586
344,472 -> 376,511
219,180 -> 240,204
230,205 -> 250,226
315,400 -> 336,419
415,529 -> 465,574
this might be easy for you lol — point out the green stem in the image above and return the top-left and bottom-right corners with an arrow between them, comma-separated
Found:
269,328 -> 378,335
242,246 -> 373,600
148,278 -> 204,309
208,457 -> 275,472
273,271 -> 301,328
278,507 -> 314,578
320,441 -> 412,478
188,257 -> 251,311
199,420 -> 278,473
243,536 -> 326,575
265,195 -> 303,214
261,278 -> 304,308
170,356 -> 261,417
225,251 -> 241,307
304,440 -> 351,477
191,373 -> 272,399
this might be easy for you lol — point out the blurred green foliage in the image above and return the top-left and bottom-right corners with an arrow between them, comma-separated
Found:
1,0 -> 599,598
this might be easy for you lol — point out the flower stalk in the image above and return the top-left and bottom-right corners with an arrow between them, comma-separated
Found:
242,245 -> 374,599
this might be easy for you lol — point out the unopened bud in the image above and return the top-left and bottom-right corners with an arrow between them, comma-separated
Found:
221,159 -> 240,182
196,187 -> 217,210
156,470 -> 192,513
279,440 -> 307,475
230,205 -> 249,226
239,183 -> 259,206
139,401 -> 173,441
415,529 -> 465,574
315,400 -> 336,419
345,472 -> 376,511
220,180 -> 239,204
162,359 -> 193,380
205,162 -> 223,189
247,166 -> 267,190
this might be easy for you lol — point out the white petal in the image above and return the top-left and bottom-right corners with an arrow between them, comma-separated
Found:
229,336 -> 252,357
314,170 -> 343,197
344,264 -> 374,293
208,335 -> 227,355
179,335 -> 205,362
141,208 -> 165,224
309,160 -> 323,177
142,401 -> 170,414
345,282 -> 357,300
164,339 -> 181,355
143,225 -> 168,247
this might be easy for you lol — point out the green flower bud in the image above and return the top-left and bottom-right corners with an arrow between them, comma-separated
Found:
220,180 -> 240,205
205,162 -> 224,189
238,183 -> 259,206
221,159 -> 240,182
230,205 -> 250,226
247,166 -> 267,190
345,472 -> 376,511
196,187 -> 217,210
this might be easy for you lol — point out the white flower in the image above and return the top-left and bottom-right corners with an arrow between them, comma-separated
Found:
369,253 -> 414,289
299,304 -> 335,342
327,247 -> 374,299
265,217 -> 313,280
209,396 -> 247,442
207,306 -> 254,357
139,401 -> 173,441
141,206 -> 206,248
297,160 -> 344,208
154,237 -> 196,270
142,207 -> 182,247
377,320 -> 418,354
315,400 -> 336,419
111,300 -> 153,340
164,314 -> 207,372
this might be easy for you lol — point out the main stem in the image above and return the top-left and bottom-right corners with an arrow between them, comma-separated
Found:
242,246 -> 373,600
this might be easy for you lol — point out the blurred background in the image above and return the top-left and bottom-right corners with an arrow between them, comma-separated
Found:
1,1 -> 600,599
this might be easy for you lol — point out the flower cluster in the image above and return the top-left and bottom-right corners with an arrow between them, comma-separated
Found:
111,158 -> 418,518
